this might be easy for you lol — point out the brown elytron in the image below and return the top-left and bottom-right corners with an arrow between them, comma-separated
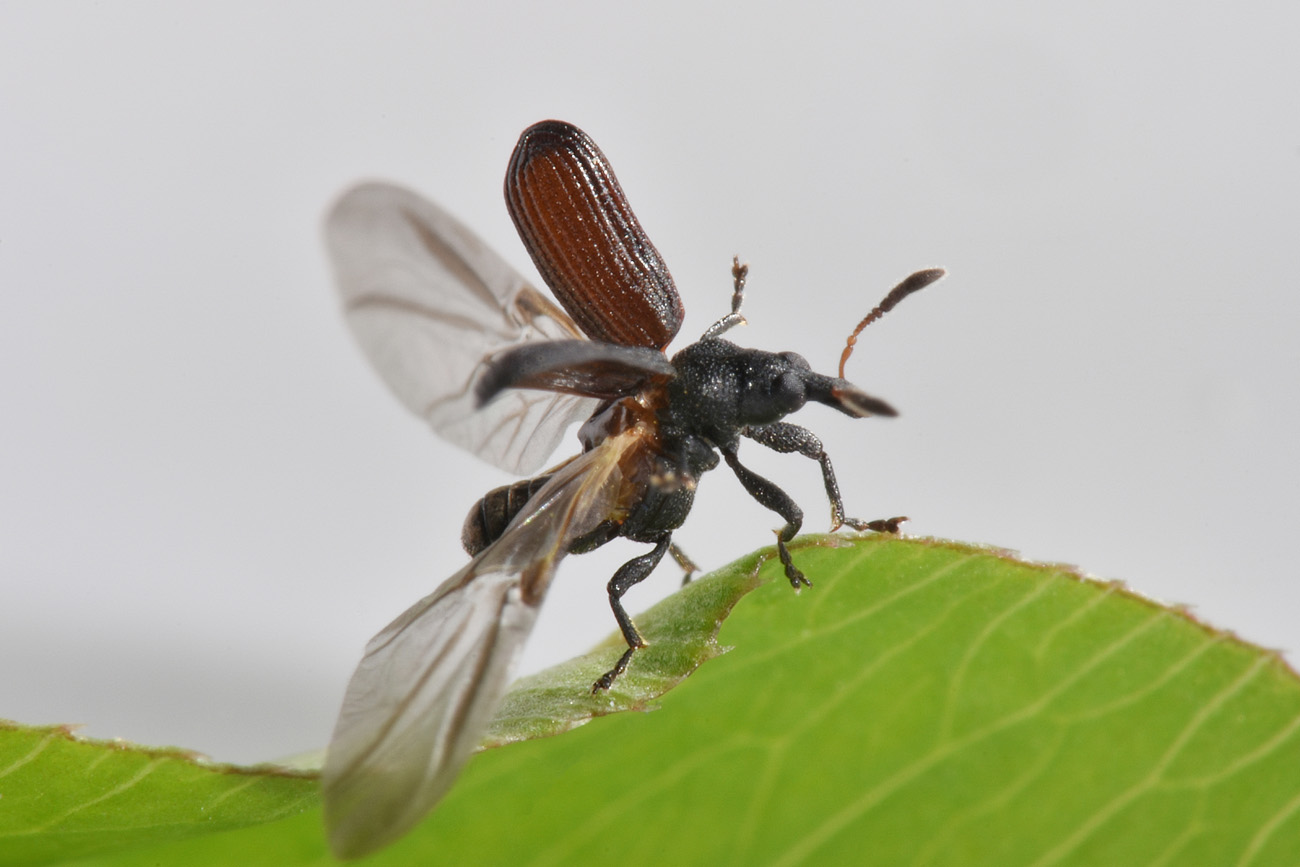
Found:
505,120 -> 684,350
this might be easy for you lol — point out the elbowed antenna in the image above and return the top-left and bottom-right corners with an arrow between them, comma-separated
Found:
838,268 -> 946,379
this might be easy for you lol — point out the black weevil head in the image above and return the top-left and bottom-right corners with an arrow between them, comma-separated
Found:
740,264 -> 952,425
667,339 -> 897,441
740,349 -> 899,424
736,350 -> 812,423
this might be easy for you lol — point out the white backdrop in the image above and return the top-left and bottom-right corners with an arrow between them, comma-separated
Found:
2,2 -> 1297,764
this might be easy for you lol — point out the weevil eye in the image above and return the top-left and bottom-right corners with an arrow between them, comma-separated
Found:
772,353 -> 811,413
772,368 -> 809,413
740,353 -> 809,423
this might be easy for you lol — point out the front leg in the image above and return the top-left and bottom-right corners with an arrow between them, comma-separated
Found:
742,422 -> 907,534
720,444 -> 808,589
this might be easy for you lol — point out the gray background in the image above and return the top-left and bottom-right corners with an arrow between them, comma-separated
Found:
2,2 -> 1297,765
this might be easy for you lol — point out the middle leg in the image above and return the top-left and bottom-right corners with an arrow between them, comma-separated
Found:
721,444 -> 808,589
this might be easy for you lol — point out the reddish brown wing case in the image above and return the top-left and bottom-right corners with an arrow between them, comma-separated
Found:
505,121 -> 684,350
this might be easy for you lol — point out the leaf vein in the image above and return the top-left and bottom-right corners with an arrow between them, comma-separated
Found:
787,575 -> 995,741
1146,797 -> 1207,867
526,741 -> 738,867
30,758 -> 163,833
908,727 -> 1068,867
1177,706 -> 1300,789
1026,653 -> 1269,867
768,608 -> 1169,867
0,731 -> 59,781
1235,788 -> 1300,867
1055,633 -> 1225,723
729,549 -> 972,676
937,576 -> 1056,740
1032,582 -> 1118,660
205,775 -> 262,811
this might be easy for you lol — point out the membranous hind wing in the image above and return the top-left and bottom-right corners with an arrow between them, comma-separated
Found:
322,431 -> 638,859
505,121 -> 684,350
326,181 -> 599,475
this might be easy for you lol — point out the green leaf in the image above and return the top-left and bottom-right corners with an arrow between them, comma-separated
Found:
0,548 -> 759,867
483,554 -> 762,746
0,722 -> 317,866
10,536 -> 1300,865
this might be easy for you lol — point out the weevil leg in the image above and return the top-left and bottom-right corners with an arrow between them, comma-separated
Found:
720,444 -> 808,589
700,256 -> 750,340
669,541 -> 699,587
593,533 -> 673,692
743,422 -> 907,534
